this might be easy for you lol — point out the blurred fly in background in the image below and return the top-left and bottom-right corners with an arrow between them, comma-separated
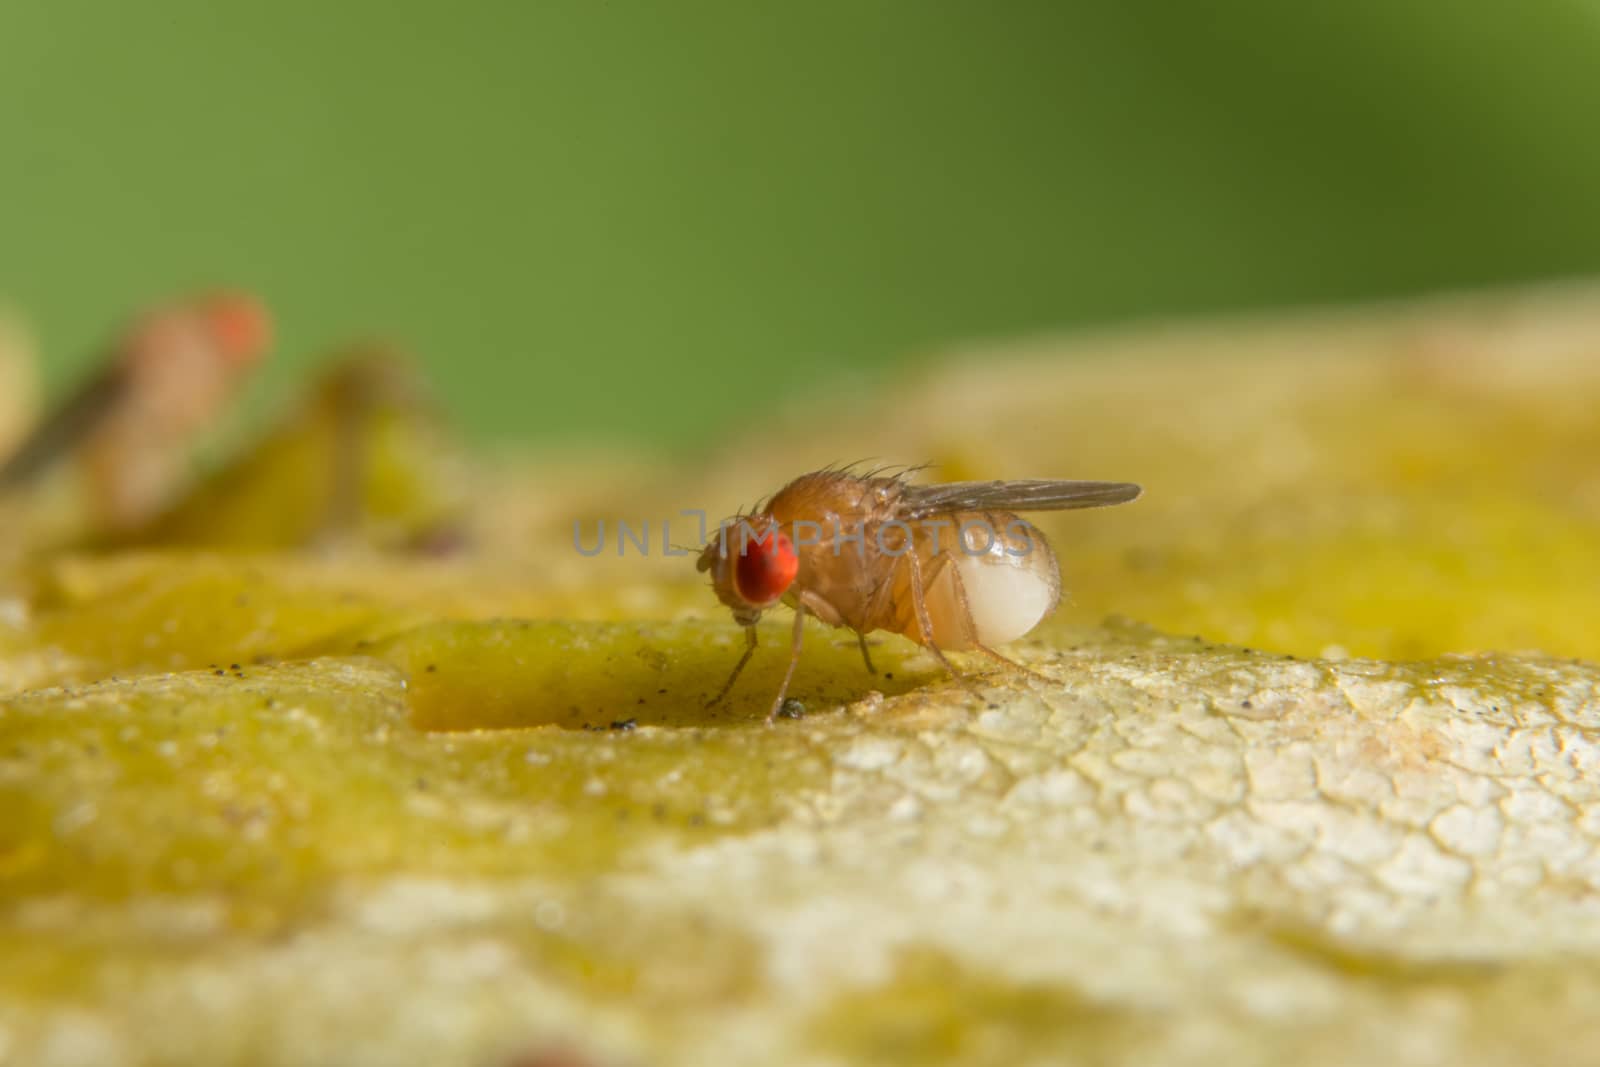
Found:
0,292 -> 271,530
103,342 -> 471,554
0,295 -> 467,554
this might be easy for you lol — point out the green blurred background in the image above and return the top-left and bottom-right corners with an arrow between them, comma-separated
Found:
4,0 -> 1600,448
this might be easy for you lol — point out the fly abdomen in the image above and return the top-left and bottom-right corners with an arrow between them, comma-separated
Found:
877,512 -> 1060,650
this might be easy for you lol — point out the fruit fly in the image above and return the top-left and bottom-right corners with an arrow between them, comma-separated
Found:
0,292 -> 271,529
102,344 -> 470,554
697,467 -> 1142,723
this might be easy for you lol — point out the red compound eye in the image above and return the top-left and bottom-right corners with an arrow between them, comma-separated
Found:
734,528 -> 798,605
203,291 -> 273,366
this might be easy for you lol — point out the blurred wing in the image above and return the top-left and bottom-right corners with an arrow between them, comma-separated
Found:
896,479 -> 1142,520
0,365 -> 127,489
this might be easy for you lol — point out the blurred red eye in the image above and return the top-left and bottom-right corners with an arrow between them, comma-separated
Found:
203,292 -> 272,364
735,528 -> 798,605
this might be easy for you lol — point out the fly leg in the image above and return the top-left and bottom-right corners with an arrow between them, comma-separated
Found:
944,561 -> 1055,685
304,390 -> 371,553
766,606 -> 808,725
974,642 -> 1055,683
706,624 -> 758,708
323,384 -> 370,545
855,632 -> 877,676
904,547 -> 980,696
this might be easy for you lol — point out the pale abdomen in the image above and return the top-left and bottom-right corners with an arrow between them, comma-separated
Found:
883,512 -> 1061,651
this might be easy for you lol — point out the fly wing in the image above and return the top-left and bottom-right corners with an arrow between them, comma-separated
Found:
0,364 -> 128,489
896,479 -> 1142,520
